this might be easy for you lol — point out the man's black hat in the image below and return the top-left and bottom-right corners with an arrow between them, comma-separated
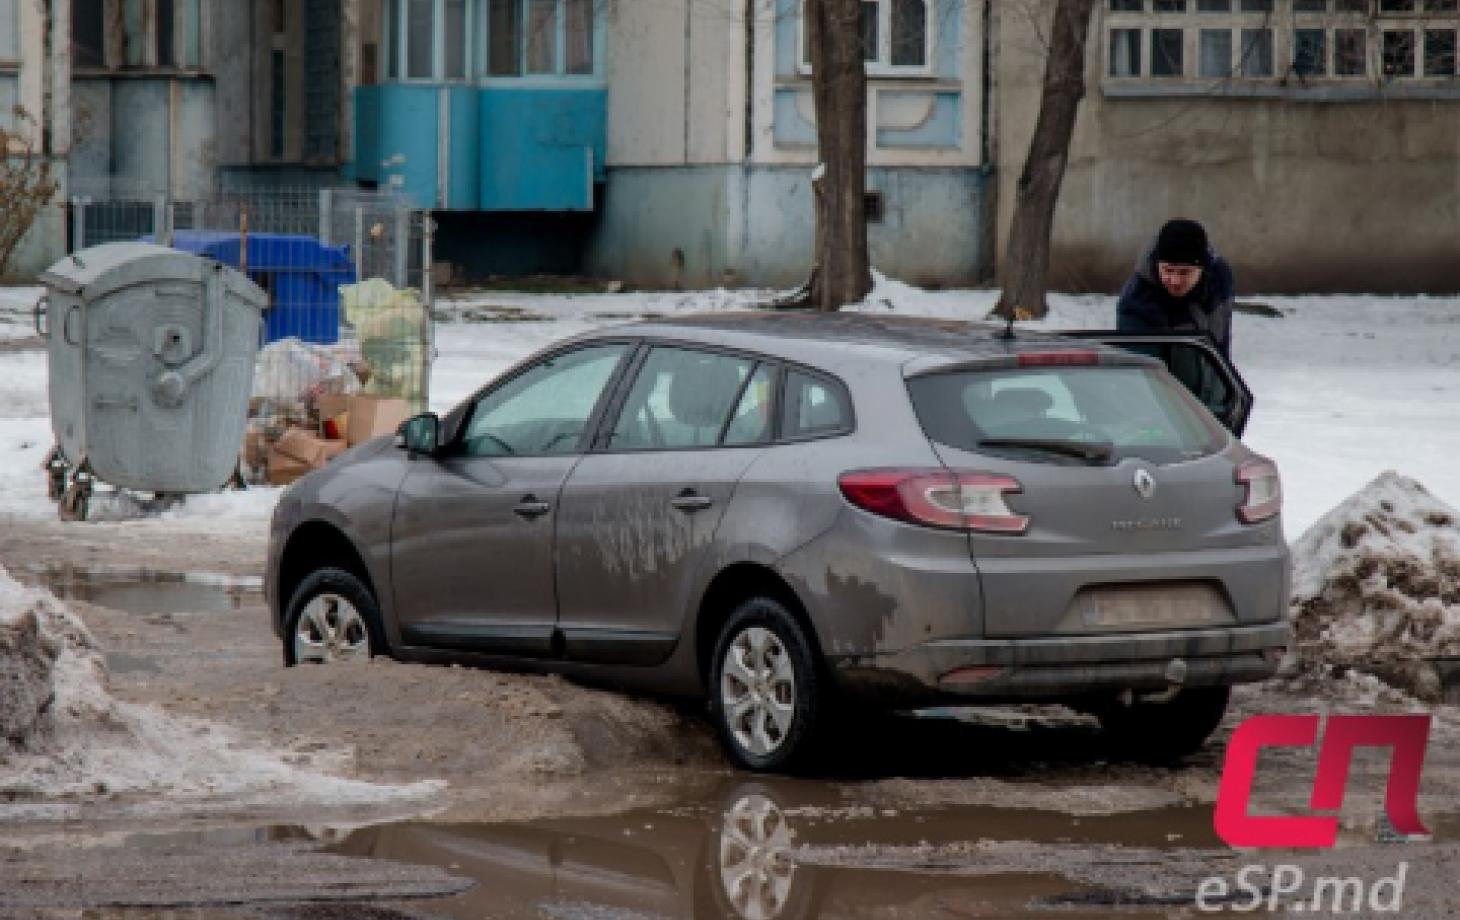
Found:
1155,219 -> 1210,268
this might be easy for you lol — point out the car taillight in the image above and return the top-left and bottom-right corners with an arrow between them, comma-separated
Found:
1017,350 -> 1099,368
837,469 -> 1029,534
1236,457 -> 1282,524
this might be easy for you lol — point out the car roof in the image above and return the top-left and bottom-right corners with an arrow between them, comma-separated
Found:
596,311 -> 1117,372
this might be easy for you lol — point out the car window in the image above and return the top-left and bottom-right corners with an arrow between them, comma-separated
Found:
462,343 -> 628,457
782,370 -> 851,439
907,365 -> 1223,465
1119,341 -> 1236,423
607,347 -> 755,450
722,364 -> 775,447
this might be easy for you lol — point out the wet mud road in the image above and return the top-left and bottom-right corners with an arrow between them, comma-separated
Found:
3,514 -> 1460,919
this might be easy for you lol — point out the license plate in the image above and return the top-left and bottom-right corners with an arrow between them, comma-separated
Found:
1077,583 -> 1233,630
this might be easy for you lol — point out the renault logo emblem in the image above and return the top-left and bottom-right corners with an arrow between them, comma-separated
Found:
1134,469 -> 1157,500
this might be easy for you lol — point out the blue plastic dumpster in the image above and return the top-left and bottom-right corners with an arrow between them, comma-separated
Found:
158,232 -> 356,345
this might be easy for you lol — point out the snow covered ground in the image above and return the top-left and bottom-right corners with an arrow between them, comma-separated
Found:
1,277 -> 1457,541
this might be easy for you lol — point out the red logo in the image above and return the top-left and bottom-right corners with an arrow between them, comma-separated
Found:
1214,714 -> 1431,848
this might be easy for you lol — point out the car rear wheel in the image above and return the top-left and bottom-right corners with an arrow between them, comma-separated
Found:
1096,686 -> 1230,763
709,598 -> 823,773
282,567 -> 385,667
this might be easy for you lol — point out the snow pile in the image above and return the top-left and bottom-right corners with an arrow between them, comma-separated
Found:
0,564 -> 439,812
1286,471 -> 1460,701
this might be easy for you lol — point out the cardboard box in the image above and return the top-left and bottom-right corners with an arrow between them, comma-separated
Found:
315,393 -> 351,428
347,395 -> 413,446
266,451 -> 312,486
267,429 -> 348,485
275,428 -> 349,467
243,428 -> 269,470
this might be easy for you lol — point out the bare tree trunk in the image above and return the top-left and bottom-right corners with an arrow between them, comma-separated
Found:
800,0 -> 871,312
997,0 -> 1096,319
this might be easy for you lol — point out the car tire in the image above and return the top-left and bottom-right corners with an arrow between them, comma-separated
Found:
709,597 -> 824,774
282,567 -> 387,667
1096,686 -> 1231,764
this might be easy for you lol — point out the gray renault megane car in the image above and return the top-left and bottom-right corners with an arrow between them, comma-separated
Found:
266,312 -> 1290,771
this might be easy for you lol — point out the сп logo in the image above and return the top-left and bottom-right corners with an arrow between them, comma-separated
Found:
1214,714 -> 1431,848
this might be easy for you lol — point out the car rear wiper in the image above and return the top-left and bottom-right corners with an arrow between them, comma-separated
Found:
977,437 -> 1114,462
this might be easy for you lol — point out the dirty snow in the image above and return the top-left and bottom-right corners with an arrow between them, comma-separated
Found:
2,277 -> 1460,539
0,562 -> 440,816
1282,471 -> 1460,701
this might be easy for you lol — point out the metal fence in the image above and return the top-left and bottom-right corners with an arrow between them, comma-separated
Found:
67,185 -> 434,485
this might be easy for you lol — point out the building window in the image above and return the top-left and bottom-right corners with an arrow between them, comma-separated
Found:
70,0 -> 203,70
382,0 -> 594,80
72,0 -> 106,67
1241,28 -> 1274,74
1293,28 -> 1326,75
1334,27 -> 1366,75
1152,28 -> 1184,74
0,76 -> 15,133
157,0 -> 175,66
485,0 -> 595,77
0,0 -> 17,63
800,0 -> 933,75
1105,0 -> 1460,86
271,49 -> 286,159
382,0 -> 475,81
1200,28 -> 1232,76
1383,29 -> 1417,75
1111,27 -> 1142,74
1425,28 -> 1457,74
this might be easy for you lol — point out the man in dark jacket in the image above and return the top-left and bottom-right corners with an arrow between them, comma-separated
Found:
1116,219 -> 1234,358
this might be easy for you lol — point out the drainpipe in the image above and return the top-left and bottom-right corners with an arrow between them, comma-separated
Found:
743,0 -> 754,162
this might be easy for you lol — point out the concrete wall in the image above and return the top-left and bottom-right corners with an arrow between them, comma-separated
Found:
69,76 -> 217,199
604,0 -> 744,167
586,164 -> 990,288
3,0 -> 67,278
995,4 -> 1460,295
212,0 -> 255,168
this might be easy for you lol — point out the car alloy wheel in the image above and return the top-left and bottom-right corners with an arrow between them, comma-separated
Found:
709,596 -> 824,773
721,626 -> 797,758
292,592 -> 371,663
282,567 -> 385,667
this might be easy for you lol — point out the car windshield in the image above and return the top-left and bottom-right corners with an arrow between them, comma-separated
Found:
907,365 -> 1224,465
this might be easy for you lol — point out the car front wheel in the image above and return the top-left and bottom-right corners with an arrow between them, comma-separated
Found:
709,597 -> 823,773
282,567 -> 385,667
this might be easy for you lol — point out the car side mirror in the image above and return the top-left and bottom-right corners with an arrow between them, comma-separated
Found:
397,413 -> 441,455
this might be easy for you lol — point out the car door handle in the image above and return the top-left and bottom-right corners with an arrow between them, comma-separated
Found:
671,491 -> 714,513
513,497 -> 552,519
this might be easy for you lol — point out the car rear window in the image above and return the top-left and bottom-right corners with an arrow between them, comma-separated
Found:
907,365 -> 1224,465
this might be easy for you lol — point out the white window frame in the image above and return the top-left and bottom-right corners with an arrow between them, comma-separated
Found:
798,0 -> 936,78
1103,0 -> 1460,88
383,0 -> 476,83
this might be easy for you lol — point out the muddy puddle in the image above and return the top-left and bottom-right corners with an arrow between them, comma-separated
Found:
103,782 -> 1229,919
42,777 -> 1460,918
17,565 -> 262,616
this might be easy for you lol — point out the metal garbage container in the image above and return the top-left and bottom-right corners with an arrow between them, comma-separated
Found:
38,242 -> 268,520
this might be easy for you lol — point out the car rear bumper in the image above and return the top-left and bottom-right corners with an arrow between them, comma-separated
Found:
829,621 -> 1291,704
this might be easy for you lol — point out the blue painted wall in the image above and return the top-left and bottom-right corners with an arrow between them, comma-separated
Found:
355,84 -> 606,212
479,88 -> 606,211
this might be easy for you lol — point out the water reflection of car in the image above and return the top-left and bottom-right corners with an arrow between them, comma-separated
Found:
330,780 -> 1062,920
266,313 -> 1290,770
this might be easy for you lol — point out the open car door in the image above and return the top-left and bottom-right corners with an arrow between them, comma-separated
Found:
1058,332 -> 1253,437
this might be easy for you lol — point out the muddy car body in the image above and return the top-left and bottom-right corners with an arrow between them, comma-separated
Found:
266,313 -> 1291,770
